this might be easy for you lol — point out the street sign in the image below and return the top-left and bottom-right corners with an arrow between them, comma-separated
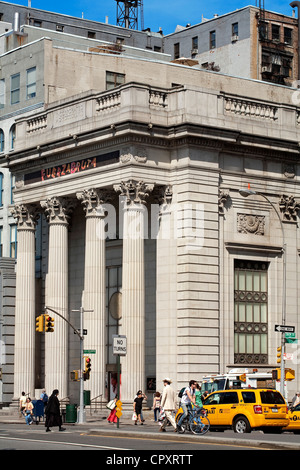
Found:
275,325 -> 295,333
285,332 -> 298,344
83,349 -> 96,354
113,335 -> 127,356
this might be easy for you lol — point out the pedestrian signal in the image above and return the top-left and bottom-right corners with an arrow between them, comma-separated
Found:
35,315 -> 44,332
45,316 -> 54,332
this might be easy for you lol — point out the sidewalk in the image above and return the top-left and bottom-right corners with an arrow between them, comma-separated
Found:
1,409 -> 300,450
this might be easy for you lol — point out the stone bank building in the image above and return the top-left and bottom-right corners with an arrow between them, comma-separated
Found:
1,5 -> 300,406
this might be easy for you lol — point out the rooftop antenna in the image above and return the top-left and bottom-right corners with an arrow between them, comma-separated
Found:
115,0 -> 144,30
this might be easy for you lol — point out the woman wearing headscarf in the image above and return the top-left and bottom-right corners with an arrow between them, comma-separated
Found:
45,389 -> 65,432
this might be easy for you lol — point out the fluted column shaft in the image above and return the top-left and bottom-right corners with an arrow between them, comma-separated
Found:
12,204 -> 39,399
114,181 -> 153,403
77,188 -> 107,401
41,197 -> 74,399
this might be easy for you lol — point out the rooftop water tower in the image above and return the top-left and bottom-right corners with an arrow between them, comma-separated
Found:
115,0 -> 144,30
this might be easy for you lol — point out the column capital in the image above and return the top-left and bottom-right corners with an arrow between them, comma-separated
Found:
10,203 -> 39,230
41,196 -> 75,225
113,180 -> 154,206
76,188 -> 110,218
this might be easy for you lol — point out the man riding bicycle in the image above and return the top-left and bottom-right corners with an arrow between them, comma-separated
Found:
177,380 -> 196,432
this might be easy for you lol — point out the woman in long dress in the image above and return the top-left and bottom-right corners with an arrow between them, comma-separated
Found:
45,389 -> 65,432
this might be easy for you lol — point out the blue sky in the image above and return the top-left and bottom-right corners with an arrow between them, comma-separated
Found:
8,0 -> 296,34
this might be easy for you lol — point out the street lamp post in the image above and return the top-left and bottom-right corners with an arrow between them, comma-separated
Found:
239,188 -> 286,398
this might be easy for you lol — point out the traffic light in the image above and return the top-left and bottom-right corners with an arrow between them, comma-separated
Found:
45,315 -> 54,332
115,400 -> 123,418
35,315 -> 44,332
276,346 -> 282,364
84,357 -> 91,380
272,368 -> 280,380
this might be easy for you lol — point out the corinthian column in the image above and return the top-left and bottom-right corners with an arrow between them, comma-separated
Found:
114,180 -> 153,403
77,188 -> 109,402
11,203 -> 39,400
41,196 -> 75,399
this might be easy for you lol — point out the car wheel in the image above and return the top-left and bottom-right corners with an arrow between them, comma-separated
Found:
233,416 -> 251,433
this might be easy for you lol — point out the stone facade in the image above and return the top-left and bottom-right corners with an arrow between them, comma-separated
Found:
2,42 -> 300,405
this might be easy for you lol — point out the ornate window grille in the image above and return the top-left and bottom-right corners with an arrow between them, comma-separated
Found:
234,260 -> 269,365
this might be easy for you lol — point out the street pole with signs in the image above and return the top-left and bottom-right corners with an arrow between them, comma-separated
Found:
112,335 -> 127,428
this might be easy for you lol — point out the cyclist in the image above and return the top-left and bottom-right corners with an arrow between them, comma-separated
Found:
177,380 -> 196,432
194,383 -> 203,411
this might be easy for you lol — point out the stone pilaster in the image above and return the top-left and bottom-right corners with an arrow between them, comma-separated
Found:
77,188 -> 109,402
114,180 -> 153,403
11,203 -> 39,399
41,196 -> 75,399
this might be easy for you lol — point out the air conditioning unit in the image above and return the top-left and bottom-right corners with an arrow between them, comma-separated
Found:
191,48 -> 198,55
262,65 -> 272,73
231,34 -> 238,42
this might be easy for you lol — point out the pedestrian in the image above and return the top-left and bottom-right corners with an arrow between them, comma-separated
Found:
153,392 -> 161,422
133,390 -> 146,425
107,396 -> 118,424
177,380 -> 196,432
19,391 -> 26,417
24,397 -> 34,425
40,389 -> 48,408
159,378 -> 177,432
291,392 -> 300,410
45,389 -> 65,432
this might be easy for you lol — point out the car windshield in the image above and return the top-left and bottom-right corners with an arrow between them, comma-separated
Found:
260,390 -> 285,404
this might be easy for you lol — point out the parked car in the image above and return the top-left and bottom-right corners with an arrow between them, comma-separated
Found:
202,388 -> 288,433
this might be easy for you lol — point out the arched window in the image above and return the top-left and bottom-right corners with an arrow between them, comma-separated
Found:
9,124 -> 16,150
0,129 -> 4,152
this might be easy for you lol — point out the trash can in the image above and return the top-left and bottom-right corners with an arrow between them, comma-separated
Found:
66,404 -> 77,423
84,390 -> 90,406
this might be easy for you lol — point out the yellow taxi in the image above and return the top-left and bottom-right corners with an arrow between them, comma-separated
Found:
283,403 -> 300,433
202,389 -> 288,433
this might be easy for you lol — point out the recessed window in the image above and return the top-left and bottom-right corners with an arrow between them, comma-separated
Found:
0,79 -> 5,109
174,42 -> 180,59
106,71 -> 125,90
26,67 -> 36,100
272,24 -> 280,41
0,129 -> 4,153
234,260 -> 268,365
210,30 -> 216,49
284,27 -> 293,45
11,73 -> 20,105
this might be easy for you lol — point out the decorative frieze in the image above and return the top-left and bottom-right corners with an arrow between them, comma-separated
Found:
120,146 -> 147,164
237,213 -> 265,235
279,194 -> 300,221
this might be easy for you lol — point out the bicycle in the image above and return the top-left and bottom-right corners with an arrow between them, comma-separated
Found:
176,406 -> 210,435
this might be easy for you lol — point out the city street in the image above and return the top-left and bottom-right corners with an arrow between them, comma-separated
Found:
0,412 -> 300,453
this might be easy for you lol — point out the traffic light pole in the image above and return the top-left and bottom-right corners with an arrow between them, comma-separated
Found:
45,305 -> 93,424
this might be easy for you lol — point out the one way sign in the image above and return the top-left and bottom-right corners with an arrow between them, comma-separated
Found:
275,324 -> 295,333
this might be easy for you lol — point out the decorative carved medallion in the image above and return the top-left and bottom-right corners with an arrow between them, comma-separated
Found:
237,213 -> 265,235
